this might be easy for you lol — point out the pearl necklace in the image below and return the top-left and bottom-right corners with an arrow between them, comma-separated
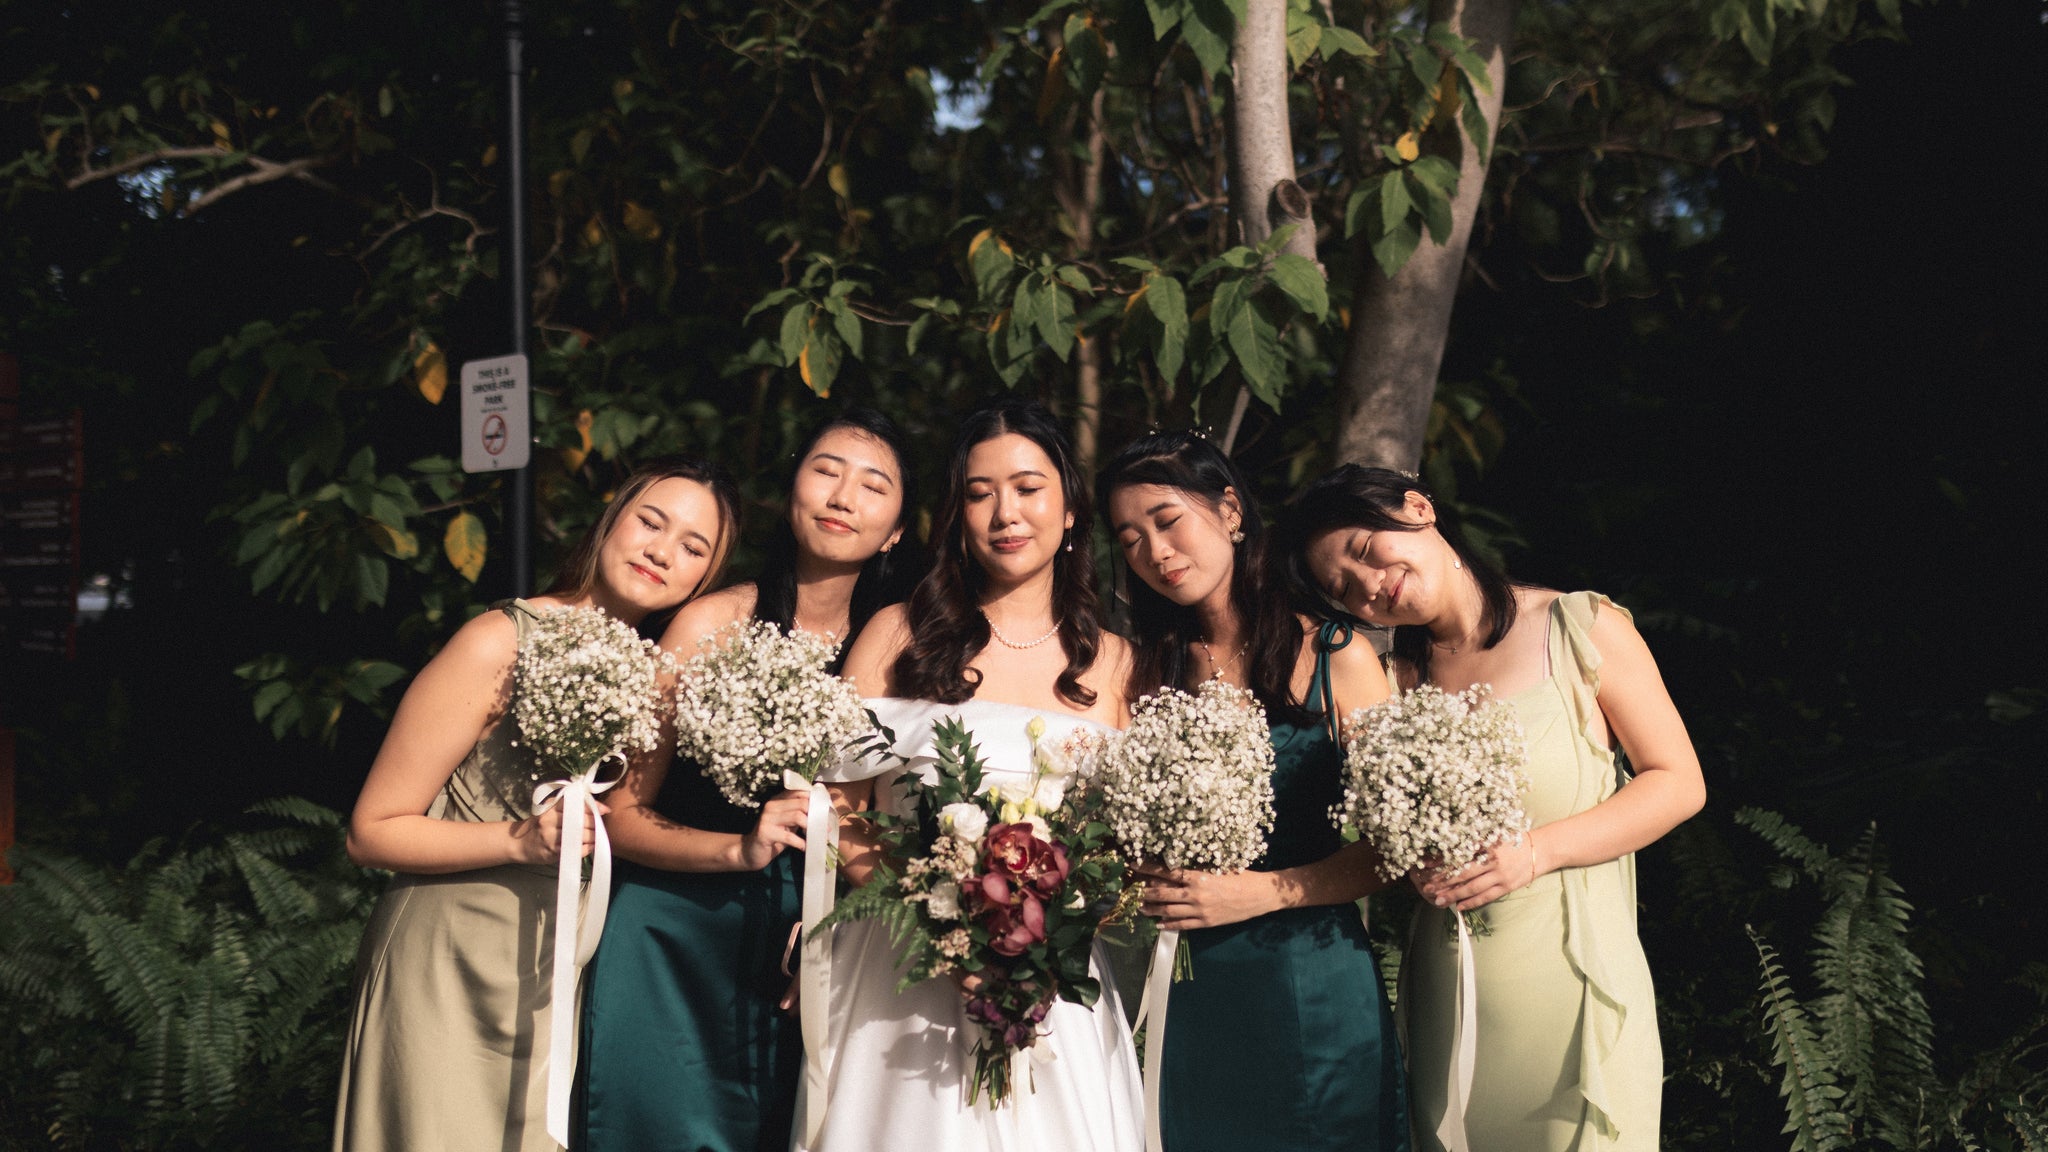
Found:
983,609 -> 1061,649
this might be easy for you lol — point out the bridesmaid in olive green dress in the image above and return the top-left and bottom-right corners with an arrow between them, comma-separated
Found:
576,411 -> 918,1152
1098,432 -> 1408,1152
1293,466 -> 1706,1152
334,457 -> 740,1152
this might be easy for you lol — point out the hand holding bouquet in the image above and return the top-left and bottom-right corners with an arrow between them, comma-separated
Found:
816,715 -> 1133,1107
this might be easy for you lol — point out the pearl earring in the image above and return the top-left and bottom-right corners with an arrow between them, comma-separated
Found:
1452,557 -> 1463,570
1229,524 -> 1245,545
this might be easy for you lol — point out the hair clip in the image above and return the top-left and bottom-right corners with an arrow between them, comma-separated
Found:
1398,469 -> 1420,481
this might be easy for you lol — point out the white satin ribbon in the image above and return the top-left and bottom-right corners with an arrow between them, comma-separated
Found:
1436,910 -> 1478,1152
794,772 -> 837,1148
1134,926 -> 1178,1152
534,753 -> 623,1149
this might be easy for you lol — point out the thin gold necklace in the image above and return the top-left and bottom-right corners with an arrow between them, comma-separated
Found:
1195,637 -> 1249,680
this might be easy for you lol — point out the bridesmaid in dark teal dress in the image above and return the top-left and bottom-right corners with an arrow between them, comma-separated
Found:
1098,431 -> 1408,1152
576,410 -> 922,1152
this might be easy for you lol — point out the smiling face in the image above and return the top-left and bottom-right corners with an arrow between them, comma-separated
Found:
961,432 -> 1074,589
788,426 -> 905,568
593,476 -> 725,618
1107,482 -> 1240,616
1300,491 -> 1446,626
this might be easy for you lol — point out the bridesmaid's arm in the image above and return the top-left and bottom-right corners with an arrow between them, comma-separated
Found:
606,586 -> 811,873
1140,635 -> 1396,929
828,604 -> 913,889
1428,601 -> 1707,912
346,610 -> 591,873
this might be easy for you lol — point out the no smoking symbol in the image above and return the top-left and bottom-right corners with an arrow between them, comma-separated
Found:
481,413 -> 508,457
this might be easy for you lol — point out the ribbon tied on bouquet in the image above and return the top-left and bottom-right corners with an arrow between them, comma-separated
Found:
1437,908 -> 1480,1152
533,751 -> 625,1148
792,770 -> 838,1149
1134,926 -> 1179,1152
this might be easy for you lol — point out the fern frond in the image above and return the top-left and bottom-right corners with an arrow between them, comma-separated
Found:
2009,1099 -> 2048,1152
1736,808 -> 1838,883
245,796 -> 344,828
76,913 -> 180,1034
227,840 -> 320,925
1750,926 -> 1853,1152
9,844 -> 118,920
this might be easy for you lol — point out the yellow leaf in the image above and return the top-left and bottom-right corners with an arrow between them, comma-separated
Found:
622,200 -> 662,240
1430,68 -> 1460,128
548,169 -> 572,199
1038,46 -> 1067,122
42,128 -> 62,154
1395,130 -> 1420,162
444,512 -> 487,583
613,78 -> 635,100
82,84 -> 100,100
1123,284 -> 1150,314
969,228 -> 995,260
798,341 -> 814,388
559,446 -> 590,472
481,143 -> 498,167
414,341 -> 448,405
367,521 -> 420,559
210,120 -> 232,148
582,214 -> 605,247
575,409 -> 595,453
827,163 -> 851,199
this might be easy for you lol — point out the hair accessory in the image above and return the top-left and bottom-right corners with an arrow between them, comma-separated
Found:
1229,525 -> 1245,545
1398,469 -> 1420,481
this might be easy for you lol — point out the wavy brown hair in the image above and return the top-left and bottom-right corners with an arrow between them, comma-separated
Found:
892,399 -> 1103,708
1097,430 -> 1315,726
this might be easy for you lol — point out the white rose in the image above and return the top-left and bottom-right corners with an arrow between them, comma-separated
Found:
1031,772 -> 1070,812
1023,814 -> 1053,841
940,803 -> 989,843
927,880 -> 962,920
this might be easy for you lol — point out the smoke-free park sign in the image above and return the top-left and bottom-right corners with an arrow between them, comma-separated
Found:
460,354 -> 530,473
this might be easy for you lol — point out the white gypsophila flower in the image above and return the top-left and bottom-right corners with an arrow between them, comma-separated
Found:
1095,678 -> 1276,872
671,618 -> 873,807
513,605 -> 672,775
927,880 -> 963,920
940,803 -> 989,844
1332,682 -> 1530,881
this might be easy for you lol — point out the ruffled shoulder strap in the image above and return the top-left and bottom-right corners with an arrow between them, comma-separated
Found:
1549,591 -> 1626,763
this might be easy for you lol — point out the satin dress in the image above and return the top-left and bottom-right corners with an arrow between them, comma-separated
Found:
1157,622 -> 1410,1151
797,698 -> 1145,1152
1400,592 -> 1663,1151
575,754 -> 804,1152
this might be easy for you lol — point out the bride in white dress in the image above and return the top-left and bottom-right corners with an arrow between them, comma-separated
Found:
797,399 -> 1142,1152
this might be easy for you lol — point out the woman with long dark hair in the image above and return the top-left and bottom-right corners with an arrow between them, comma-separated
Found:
1290,465 -> 1704,1152
576,409 -> 921,1152
336,456 -> 740,1152
801,398 -> 1142,1152
1097,430 -> 1408,1152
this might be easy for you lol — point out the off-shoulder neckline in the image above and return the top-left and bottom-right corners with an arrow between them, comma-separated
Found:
864,695 -> 1118,732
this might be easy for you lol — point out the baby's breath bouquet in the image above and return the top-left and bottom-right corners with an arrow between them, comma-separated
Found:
513,604 -> 670,774
508,603 -> 674,1145
1333,682 -> 1529,921
1097,678 -> 1276,877
671,618 -> 873,806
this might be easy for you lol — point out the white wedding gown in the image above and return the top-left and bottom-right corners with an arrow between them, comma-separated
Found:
795,698 -> 1144,1152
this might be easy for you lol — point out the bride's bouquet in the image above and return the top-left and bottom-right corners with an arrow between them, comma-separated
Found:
509,604 -> 674,1144
671,618 -> 873,804
1331,682 -> 1529,930
816,715 -> 1135,1107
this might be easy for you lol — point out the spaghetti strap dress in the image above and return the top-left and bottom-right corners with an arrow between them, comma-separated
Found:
334,598 -> 566,1152
574,754 -> 803,1152
1157,620 -> 1410,1151
1399,592 -> 1663,1151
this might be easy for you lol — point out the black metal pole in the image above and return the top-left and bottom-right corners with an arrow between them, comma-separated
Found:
504,0 -> 533,597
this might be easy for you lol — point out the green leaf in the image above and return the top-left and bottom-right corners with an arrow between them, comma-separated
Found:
1143,0 -> 1184,39
1379,170 -> 1414,235
778,304 -> 812,368
1040,283 -> 1077,362
1419,182 -> 1455,244
251,680 -> 294,723
354,554 -> 388,609
1371,218 -> 1423,278
799,330 -> 842,397
1344,185 -> 1377,239
1318,26 -> 1375,57
1145,274 -> 1188,384
1228,302 -> 1281,407
1267,253 -> 1328,322
743,287 -> 802,323
1408,155 -> 1460,196
826,296 -> 863,358
1180,0 -> 1235,77
907,312 -> 934,357
1460,86 -> 1492,168
1285,9 -> 1320,71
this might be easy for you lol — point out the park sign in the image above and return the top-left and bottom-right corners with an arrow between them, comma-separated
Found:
460,354 -> 531,474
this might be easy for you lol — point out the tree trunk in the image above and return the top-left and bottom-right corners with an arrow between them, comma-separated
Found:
1332,0 -> 1512,470
1222,0 -> 1319,453
1055,87 -> 1109,481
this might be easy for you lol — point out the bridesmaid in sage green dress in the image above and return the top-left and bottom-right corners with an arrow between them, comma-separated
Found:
1098,432 -> 1408,1152
1293,466 -> 1705,1152
335,458 -> 738,1152
576,410 -> 919,1152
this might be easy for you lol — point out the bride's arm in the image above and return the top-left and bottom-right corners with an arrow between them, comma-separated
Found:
1138,636 -> 1393,929
605,587 -> 810,873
